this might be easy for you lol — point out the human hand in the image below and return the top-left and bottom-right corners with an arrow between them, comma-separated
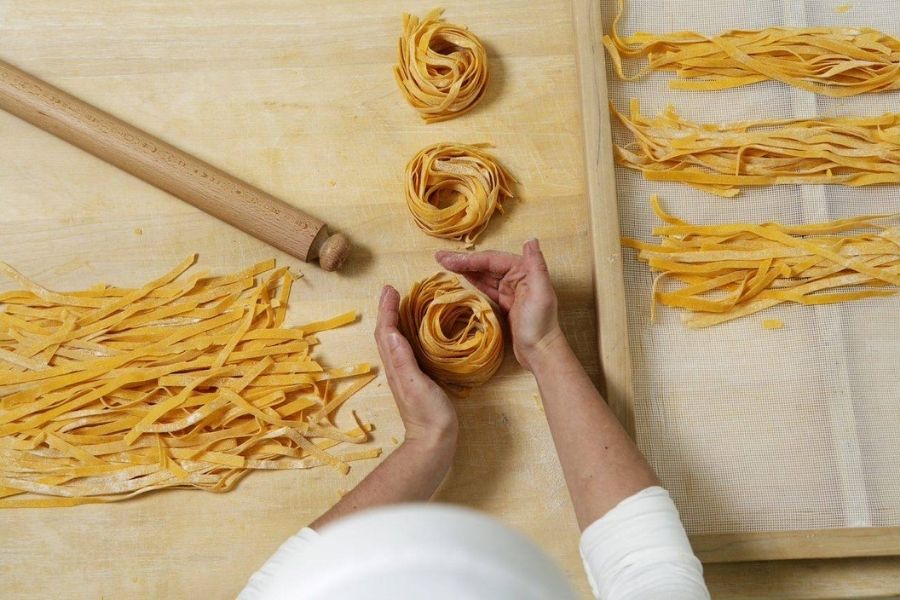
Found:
375,285 -> 458,451
436,239 -> 563,372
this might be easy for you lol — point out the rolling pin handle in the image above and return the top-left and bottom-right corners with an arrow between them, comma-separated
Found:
310,229 -> 351,272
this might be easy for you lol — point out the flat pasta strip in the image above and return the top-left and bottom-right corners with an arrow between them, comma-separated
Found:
0,257 -> 379,508
399,272 -> 504,393
405,142 -> 515,245
613,99 -> 900,197
602,0 -> 900,96
624,196 -> 900,328
394,9 -> 489,122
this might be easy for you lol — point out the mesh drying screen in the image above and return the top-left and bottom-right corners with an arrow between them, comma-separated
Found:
601,0 -> 900,535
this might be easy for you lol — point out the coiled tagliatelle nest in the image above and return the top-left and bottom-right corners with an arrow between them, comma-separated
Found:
394,9 -> 489,123
399,272 -> 504,393
405,142 -> 515,245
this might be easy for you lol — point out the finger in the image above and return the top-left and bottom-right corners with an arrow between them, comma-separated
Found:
375,285 -> 401,335
384,331 -> 433,394
374,286 -> 403,383
435,250 -> 519,276
522,238 -> 550,273
374,330 -> 403,400
460,273 -> 502,303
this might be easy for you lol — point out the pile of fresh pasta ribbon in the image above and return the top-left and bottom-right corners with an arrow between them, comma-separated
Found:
605,1 -> 900,326
0,257 -> 377,508
602,0 -> 900,96
624,197 -> 900,328
613,99 -> 900,197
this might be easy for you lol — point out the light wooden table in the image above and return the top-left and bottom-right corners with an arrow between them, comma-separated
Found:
0,1 -> 896,598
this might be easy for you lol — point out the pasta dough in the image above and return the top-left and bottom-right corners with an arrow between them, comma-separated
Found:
399,272 -> 503,392
624,196 -> 900,328
603,0 -> 900,96
0,257 -> 378,508
614,99 -> 900,197
405,142 -> 515,245
394,9 -> 489,123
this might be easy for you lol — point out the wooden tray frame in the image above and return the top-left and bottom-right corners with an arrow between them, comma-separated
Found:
571,0 -> 900,565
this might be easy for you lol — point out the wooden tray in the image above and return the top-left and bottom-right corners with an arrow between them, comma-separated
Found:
573,0 -> 900,564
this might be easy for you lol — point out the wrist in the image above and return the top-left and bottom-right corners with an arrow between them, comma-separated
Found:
521,326 -> 568,372
403,420 -> 458,461
397,432 -> 456,490
530,329 -> 581,382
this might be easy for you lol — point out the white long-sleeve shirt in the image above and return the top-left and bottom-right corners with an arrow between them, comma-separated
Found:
579,486 -> 709,599
239,486 -> 709,600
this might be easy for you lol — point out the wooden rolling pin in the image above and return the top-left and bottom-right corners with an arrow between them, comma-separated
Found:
0,58 -> 350,271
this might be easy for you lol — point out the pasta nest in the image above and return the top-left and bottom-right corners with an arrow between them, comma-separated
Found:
394,9 -> 489,122
399,272 -> 504,392
405,142 -> 515,244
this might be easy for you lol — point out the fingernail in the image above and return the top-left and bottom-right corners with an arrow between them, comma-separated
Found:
523,238 -> 538,253
379,285 -> 389,303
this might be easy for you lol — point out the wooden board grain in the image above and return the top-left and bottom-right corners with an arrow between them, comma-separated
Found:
705,556 -> 900,600
693,527 -> 900,564
571,0 -> 634,435
0,1 -> 596,597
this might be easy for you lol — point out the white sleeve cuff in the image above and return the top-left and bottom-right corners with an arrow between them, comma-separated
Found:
237,527 -> 320,600
579,486 -> 710,600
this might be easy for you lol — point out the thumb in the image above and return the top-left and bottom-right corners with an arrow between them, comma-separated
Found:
386,331 -> 426,381
523,238 -> 549,273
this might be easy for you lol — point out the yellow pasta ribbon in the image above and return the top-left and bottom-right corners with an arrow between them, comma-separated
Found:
399,272 -> 504,392
624,196 -> 900,328
613,99 -> 900,197
602,0 -> 900,96
394,8 -> 489,123
0,258 -> 379,508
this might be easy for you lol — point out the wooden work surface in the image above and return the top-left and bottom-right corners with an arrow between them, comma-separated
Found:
0,1 -> 595,597
0,2 -> 897,599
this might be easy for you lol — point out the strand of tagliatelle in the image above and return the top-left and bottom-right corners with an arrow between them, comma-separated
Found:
623,196 -> 900,328
612,99 -> 900,197
602,0 -> 900,96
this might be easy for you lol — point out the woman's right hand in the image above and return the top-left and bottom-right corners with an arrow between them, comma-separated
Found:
436,239 -> 563,372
